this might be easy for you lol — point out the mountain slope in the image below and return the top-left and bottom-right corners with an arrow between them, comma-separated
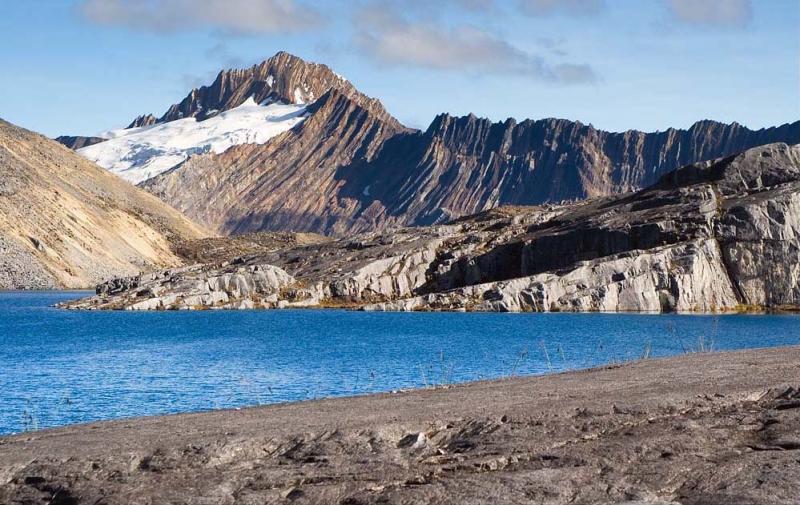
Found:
66,143 -> 800,312
141,88 -> 408,235
332,115 -> 800,225
0,119 -> 207,289
145,99 -> 800,236
61,52 -> 799,236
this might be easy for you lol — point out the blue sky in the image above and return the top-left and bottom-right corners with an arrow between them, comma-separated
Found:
1,0 -> 797,137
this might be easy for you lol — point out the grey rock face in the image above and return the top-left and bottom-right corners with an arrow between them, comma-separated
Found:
65,143 -> 800,313
84,262 -> 296,311
368,239 -> 740,313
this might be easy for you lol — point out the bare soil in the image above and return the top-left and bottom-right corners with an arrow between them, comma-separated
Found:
1,346 -> 799,504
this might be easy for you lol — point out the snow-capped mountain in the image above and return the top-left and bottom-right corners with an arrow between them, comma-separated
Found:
69,51 -> 360,184
78,98 -> 307,184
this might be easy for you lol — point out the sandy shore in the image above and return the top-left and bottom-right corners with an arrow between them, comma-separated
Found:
1,346 -> 799,504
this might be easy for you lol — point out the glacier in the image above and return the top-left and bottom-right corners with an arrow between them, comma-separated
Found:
78,97 -> 307,184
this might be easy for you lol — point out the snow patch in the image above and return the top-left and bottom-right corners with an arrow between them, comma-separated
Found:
79,97 -> 307,184
266,74 -> 275,87
293,87 -> 305,104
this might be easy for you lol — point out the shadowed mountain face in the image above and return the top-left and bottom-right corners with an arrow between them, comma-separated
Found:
329,115 -> 800,228
60,52 -> 800,236
0,119 -> 207,289
141,88 -> 409,235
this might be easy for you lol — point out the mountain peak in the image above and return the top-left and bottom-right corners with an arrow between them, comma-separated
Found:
73,52 -> 404,184
150,51 -> 357,126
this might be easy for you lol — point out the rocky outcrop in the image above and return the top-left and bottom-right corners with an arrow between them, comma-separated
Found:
126,114 -> 157,129
0,119 -> 207,289
54,135 -> 105,150
90,262 -> 297,310
369,239 -> 740,312
64,143 -> 800,313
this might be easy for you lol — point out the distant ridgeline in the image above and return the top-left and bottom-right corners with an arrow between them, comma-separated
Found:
57,51 -> 800,236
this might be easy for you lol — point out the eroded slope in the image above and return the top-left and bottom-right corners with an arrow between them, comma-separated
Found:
0,119 -> 207,289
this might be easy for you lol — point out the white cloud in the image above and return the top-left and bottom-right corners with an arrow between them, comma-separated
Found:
666,0 -> 752,27
79,0 -> 321,34
353,7 -> 598,84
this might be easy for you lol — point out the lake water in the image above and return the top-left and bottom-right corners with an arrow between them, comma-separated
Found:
2,291 -> 799,435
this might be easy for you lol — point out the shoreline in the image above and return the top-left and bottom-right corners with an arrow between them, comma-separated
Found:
0,350 -> 737,438
5,285 -> 796,316
2,346 -> 799,503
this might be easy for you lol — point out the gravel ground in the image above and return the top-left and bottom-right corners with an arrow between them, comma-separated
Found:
1,346 -> 799,504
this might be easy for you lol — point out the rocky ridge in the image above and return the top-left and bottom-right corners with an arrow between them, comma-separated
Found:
57,52 -> 797,236
63,143 -> 800,312
0,118 -> 207,289
143,60 -> 799,235
141,51 -> 392,126
127,114 -> 157,129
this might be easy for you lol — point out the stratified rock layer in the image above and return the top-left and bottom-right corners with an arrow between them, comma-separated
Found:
65,143 -> 800,312
141,88 -> 408,235
145,88 -> 799,235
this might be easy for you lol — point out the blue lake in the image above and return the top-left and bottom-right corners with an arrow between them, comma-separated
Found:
2,291 -> 799,435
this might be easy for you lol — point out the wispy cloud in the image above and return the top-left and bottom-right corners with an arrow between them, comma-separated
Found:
452,0 -> 496,11
518,0 -> 606,16
205,42 -> 246,69
666,0 -> 752,27
353,7 -> 598,84
79,0 -> 322,35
